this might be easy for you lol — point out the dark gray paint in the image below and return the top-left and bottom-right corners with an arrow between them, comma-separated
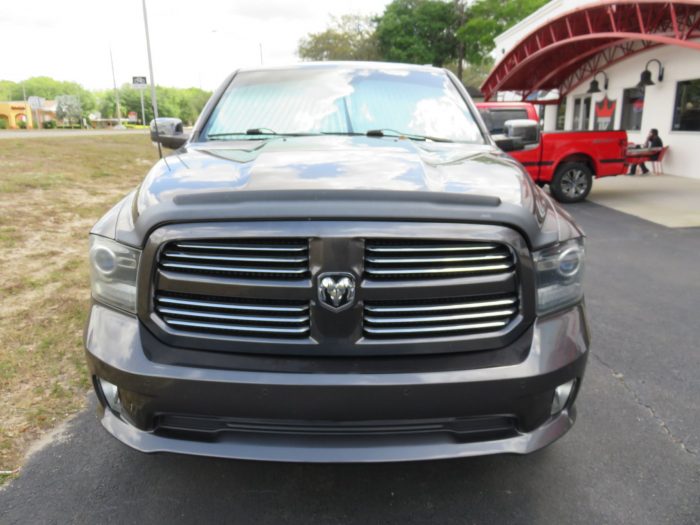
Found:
3,202 -> 698,523
85,302 -> 587,460
101,136 -> 579,251
85,62 -> 589,462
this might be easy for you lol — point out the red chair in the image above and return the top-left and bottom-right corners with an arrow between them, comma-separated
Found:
652,146 -> 669,175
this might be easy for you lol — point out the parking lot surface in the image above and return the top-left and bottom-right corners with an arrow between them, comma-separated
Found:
1,202 -> 699,524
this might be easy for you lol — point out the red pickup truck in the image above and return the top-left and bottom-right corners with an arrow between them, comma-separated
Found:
476,102 -> 628,203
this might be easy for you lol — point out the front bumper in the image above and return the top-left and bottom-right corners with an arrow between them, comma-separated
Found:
85,303 -> 589,463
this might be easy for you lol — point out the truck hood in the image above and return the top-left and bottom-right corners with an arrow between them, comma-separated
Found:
135,136 -> 530,213
98,135 -> 580,249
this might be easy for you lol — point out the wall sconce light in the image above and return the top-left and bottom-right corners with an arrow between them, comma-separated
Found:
587,71 -> 609,94
637,59 -> 664,87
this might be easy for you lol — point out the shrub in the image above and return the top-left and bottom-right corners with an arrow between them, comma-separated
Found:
0,119 -> 7,130
18,120 -> 27,129
43,120 -> 56,129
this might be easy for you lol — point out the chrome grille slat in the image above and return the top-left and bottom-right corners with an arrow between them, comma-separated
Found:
157,307 -> 310,325
161,262 -> 308,275
366,264 -> 513,276
159,238 -> 309,280
365,239 -> 515,280
158,296 -> 308,313
165,318 -> 310,335
364,320 -> 509,335
364,308 -> 517,325
365,254 -> 509,264
364,293 -> 519,340
365,297 -> 516,313
164,252 -> 308,264
366,244 -> 499,253
176,242 -> 308,252
155,292 -> 310,338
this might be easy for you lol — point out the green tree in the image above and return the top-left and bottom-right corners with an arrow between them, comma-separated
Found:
444,59 -> 493,89
458,0 -> 548,65
298,15 -> 379,61
56,95 -> 82,125
0,80 -> 17,100
97,85 -> 211,125
375,0 -> 458,67
5,76 -> 95,117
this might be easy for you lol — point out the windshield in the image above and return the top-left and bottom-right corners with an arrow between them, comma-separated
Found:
200,66 -> 485,144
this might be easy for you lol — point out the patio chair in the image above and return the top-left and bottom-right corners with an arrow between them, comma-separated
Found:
652,146 -> 669,175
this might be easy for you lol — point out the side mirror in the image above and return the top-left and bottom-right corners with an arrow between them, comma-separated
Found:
494,137 -> 524,152
503,119 -> 540,147
149,117 -> 189,149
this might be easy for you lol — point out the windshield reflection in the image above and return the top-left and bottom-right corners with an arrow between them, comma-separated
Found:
201,65 -> 484,144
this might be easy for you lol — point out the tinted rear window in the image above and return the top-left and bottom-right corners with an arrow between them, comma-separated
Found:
479,108 -> 529,134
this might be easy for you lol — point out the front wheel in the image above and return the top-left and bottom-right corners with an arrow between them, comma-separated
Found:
550,162 -> 593,203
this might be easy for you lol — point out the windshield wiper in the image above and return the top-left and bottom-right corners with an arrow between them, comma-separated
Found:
207,128 -> 313,140
206,129 -> 455,143
365,129 -> 454,143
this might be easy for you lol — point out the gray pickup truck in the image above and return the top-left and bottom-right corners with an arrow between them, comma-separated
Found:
85,62 -> 589,462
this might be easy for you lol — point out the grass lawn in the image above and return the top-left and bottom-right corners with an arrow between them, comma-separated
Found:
0,134 -> 159,480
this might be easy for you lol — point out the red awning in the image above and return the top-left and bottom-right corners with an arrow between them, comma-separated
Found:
481,1 -> 700,101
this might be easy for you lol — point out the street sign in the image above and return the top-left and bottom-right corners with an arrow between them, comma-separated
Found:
28,96 -> 45,110
133,77 -> 148,125
132,76 -> 147,90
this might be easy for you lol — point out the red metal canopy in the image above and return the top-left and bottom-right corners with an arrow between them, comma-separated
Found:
481,1 -> 700,101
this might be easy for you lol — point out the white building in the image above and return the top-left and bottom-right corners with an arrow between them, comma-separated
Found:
483,0 -> 700,179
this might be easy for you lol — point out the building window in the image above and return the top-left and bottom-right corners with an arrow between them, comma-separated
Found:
556,98 -> 567,130
621,87 -> 645,131
672,79 -> 700,132
572,95 -> 591,130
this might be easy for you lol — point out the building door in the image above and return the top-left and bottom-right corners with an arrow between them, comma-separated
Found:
572,95 -> 592,130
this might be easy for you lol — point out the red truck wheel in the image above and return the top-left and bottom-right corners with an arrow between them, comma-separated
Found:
550,162 -> 593,203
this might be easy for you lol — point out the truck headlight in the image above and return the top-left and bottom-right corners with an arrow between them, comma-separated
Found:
534,238 -> 585,315
89,235 -> 141,313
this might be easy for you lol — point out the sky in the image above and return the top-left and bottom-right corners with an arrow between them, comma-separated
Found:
0,0 -> 392,91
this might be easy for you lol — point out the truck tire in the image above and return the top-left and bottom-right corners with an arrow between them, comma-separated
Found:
550,162 -> 593,203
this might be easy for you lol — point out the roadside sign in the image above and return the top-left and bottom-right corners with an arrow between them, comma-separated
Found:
132,76 -> 148,90
128,111 -> 138,123
28,96 -> 45,110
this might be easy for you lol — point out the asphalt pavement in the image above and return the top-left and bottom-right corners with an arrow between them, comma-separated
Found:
1,202 -> 699,524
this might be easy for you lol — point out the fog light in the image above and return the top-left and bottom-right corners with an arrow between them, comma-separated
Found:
551,379 -> 576,415
98,377 -> 121,414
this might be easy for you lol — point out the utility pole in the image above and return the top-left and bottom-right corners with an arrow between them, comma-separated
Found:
109,47 -> 125,129
139,89 -> 146,126
454,0 -> 466,83
259,42 -> 264,65
142,0 -> 163,158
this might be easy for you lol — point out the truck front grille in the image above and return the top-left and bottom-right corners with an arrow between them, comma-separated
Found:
145,222 -> 533,357
154,292 -> 310,338
158,238 -> 309,280
364,239 -> 514,280
363,294 -> 518,339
